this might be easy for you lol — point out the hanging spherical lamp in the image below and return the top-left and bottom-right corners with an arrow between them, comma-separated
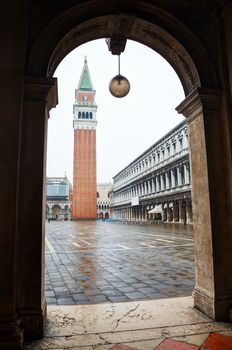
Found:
109,55 -> 130,98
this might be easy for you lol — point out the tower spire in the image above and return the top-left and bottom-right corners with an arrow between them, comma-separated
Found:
77,56 -> 94,91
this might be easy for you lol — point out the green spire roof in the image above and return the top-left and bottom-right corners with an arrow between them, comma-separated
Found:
78,57 -> 94,91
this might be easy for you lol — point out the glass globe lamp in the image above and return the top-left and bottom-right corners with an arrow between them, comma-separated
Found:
109,74 -> 130,98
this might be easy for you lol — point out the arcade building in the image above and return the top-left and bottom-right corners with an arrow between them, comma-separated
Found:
111,121 -> 192,224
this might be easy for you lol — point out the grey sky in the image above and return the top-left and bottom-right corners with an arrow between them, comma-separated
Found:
47,39 -> 185,184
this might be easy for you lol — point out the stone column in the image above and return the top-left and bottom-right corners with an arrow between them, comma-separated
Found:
152,178 -> 156,192
0,1 -> 29,348
184,163 -> 190,184
16,77 -> 58,339
162,203 -> 167,222
171,169 -> 175,188
167,203 -> 173,222
176,87 -> 232,320
177,166 -> 181,186
173,201 -> 179,222
186,199 -> 193,224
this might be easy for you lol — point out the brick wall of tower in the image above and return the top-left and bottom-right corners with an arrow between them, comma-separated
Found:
72,129 -> 97,219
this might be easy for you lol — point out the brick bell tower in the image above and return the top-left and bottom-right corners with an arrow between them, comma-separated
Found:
72,57 -> 97,219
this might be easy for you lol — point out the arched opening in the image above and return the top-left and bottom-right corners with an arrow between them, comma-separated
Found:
51,204 -> 61,220
16,4 -> 232,346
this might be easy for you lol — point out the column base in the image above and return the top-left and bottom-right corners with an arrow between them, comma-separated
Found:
19,299 -> 47,340
193,286 -> 232,321
0,318 -> 24,350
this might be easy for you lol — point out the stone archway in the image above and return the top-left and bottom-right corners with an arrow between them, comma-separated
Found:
51,205 -> 61,220
16,2 -> 232,344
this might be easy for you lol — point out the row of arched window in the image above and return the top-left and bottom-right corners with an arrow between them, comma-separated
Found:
114,162 -> 190,203
78,111 -> 93,119
97,204 -> 109,210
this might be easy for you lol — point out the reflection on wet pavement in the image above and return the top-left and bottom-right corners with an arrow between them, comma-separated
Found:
45,221 -> 195,305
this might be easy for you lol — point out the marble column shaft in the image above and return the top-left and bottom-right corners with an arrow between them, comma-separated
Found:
17,77 -> 58,339
177,87 -> 232,320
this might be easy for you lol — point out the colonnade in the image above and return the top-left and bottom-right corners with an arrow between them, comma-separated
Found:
112,198 -> 192,224
113,160 -> 190,203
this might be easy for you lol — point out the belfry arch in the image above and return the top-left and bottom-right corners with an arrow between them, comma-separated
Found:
2,1 -> 232,348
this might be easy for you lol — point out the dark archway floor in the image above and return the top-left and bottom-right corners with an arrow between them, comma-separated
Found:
45,221 -> 195,305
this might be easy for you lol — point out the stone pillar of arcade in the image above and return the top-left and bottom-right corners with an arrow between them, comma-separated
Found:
176,88 -> 232,320
167,203 -> 173,222
179,200 -> 186,224
186,199 -> 193,224
17,77 -> 58,339
173,201 -> 179,222
162,203 -> 167,222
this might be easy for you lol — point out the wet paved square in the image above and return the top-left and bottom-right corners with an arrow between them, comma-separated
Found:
45,221 -> 195,305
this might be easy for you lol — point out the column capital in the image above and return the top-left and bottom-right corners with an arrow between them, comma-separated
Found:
24,76 -> 58,111
176,87 -> 221,121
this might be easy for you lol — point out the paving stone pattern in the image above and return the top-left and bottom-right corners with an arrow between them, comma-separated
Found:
45,221 -> 195,305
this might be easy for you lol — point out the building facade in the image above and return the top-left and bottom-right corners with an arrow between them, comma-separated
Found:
46,177 -> 72,220
111,121 -> 192,224
97,183 -> 112,219
72,57 -> 98,219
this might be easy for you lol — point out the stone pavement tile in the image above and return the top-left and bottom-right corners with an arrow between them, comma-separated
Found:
155,339 -> 199,349
88,295 -> 109,302
123,339 -> 163,350
130,283 -> 148,289
85,289 -> 102,295
124,278 -> 139,283
45,291 -> 56,297
172,334 -> 209,347
108,296 -> 129,302
138,287 -> 157,294
201,332 -> 232,350
103,290 -> 123,297
117,287 -> 136,293
110,345 -> 136,350
72,293 -> 89,301
124,292 -> 147,300
57,298 -> 75,305
110,282 -> 129,288
45,285 -> 53,290
65,347 -> 93,350
46,297 -> 57,304
148,293 -> 168,299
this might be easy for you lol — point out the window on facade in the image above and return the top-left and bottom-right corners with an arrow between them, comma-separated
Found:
181,166 -> 185,184
179,138 -> 183,150
90,112 -> 93,119
78,111 -> 81,118
157,153 -> 160,162
167,147 -> 170,157
173,143 -> 176,153
86,112 -> 89,119
174,169 -> 178,187
97,192 -> 99,198
82,112 -> 85,118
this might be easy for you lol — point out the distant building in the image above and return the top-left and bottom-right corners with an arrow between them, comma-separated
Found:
110,121 -> 192,224
46,177 -> 72,220
97,183 -> 112,219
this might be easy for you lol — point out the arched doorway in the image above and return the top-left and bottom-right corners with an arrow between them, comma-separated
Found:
51,205 -> 61,220
16,2 -> 232,343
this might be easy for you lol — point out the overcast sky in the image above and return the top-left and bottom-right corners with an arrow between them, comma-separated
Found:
47,39 -> 185,184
